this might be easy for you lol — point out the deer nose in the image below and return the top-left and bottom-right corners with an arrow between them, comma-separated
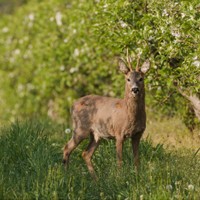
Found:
132,87 -> 139,94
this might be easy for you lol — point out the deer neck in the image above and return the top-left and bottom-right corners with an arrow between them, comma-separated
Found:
124,84 -> 146,129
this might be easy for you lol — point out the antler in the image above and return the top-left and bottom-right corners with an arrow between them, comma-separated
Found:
136,54 -> 140,71
126,48 -> 133,71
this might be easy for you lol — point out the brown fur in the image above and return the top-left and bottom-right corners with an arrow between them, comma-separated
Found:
63,59 -> 150,179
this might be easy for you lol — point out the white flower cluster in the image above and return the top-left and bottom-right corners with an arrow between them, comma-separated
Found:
2,27 -> 9,33
162,9 -> 169,17
73,48 -> 79,57
171,30 -> 181,38
69,67 -> 78,74
65,128 -> 71,134
26,13 -> 35,28
166,184 -> 173,190
28,13 -> 35,21
60,65 -> 65,71
119,20 -> 128,28
13,49 -> 21,55
187,184 -> 194,191
55,11 -> 62,26
192,56 -> 200,68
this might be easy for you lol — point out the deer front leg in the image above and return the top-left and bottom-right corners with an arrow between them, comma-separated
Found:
116,138 -> 123,168
131,133 -> 142,171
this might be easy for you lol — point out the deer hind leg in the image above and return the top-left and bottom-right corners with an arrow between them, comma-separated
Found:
82,134 -> 100,180
63,133 -> 84,167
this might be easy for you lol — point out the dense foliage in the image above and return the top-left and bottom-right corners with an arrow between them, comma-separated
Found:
0,120 -> 199,199
0,0 -> 199,125
0,0 -> 116,123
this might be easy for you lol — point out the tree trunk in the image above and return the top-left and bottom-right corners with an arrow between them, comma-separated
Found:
178,89 -> 200,122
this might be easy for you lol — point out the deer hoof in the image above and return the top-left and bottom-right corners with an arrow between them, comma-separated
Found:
62,159 -> 66,165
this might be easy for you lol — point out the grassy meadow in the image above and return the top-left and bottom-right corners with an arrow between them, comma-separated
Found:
0,117 -> 199,200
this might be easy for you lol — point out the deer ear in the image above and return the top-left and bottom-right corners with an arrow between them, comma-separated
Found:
118,59 -> 130,74
141,60 -> 150,74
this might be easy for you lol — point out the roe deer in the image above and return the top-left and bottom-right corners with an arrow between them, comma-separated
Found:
63,54 -> 150,178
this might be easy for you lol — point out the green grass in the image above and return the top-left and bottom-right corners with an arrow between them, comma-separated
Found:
0,119 -> 199,200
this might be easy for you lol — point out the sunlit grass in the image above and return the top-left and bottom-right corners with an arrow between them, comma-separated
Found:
145,110 -> 200,150
0,119 -> 199,199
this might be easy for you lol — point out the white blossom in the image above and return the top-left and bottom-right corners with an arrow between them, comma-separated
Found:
64,38 -> 68,43
148,36 -> 155,41
28,13 -> 35,21
160,26 -> 165,33
67,96 -> 72,102
27,83 -> 35,91
60,65 -> 65,71
103,4 -> 108,8
192,60 -> 200,68
13,49 -> 21,55
55,11 -> 62,26
8,72 -> 15,78
173,32 -> 181,38
189,5 -> 193,11
24,36 -> 29,41
181,13 -> 186,18
119,20 -> 128,28
49,17 -> 54,22
69,67 -> 78,73
188,184 -> 194,191
189,15 -> 194,20
162,9 -> 169,16
2,27 -> 9,33
171,30 -> 181,38
74,48 -> 80,57
65,128 -> 71,134
166,185 -> 173,190
193,56 -> 198,60
17,84 -> 24,92
73,29 -> 77,34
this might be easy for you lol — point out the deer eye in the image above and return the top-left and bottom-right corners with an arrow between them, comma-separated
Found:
127,78 -> 130,82
139,77 -> 143,82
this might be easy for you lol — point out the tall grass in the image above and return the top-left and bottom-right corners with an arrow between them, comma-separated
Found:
0,120 -> 199,199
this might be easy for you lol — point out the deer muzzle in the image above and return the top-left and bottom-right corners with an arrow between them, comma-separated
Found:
132,87 -> 139,94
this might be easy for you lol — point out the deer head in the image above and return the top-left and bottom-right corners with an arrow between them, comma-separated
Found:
119,53 -> 150,98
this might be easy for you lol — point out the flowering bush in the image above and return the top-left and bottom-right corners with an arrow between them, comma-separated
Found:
0,0 -> 116,122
